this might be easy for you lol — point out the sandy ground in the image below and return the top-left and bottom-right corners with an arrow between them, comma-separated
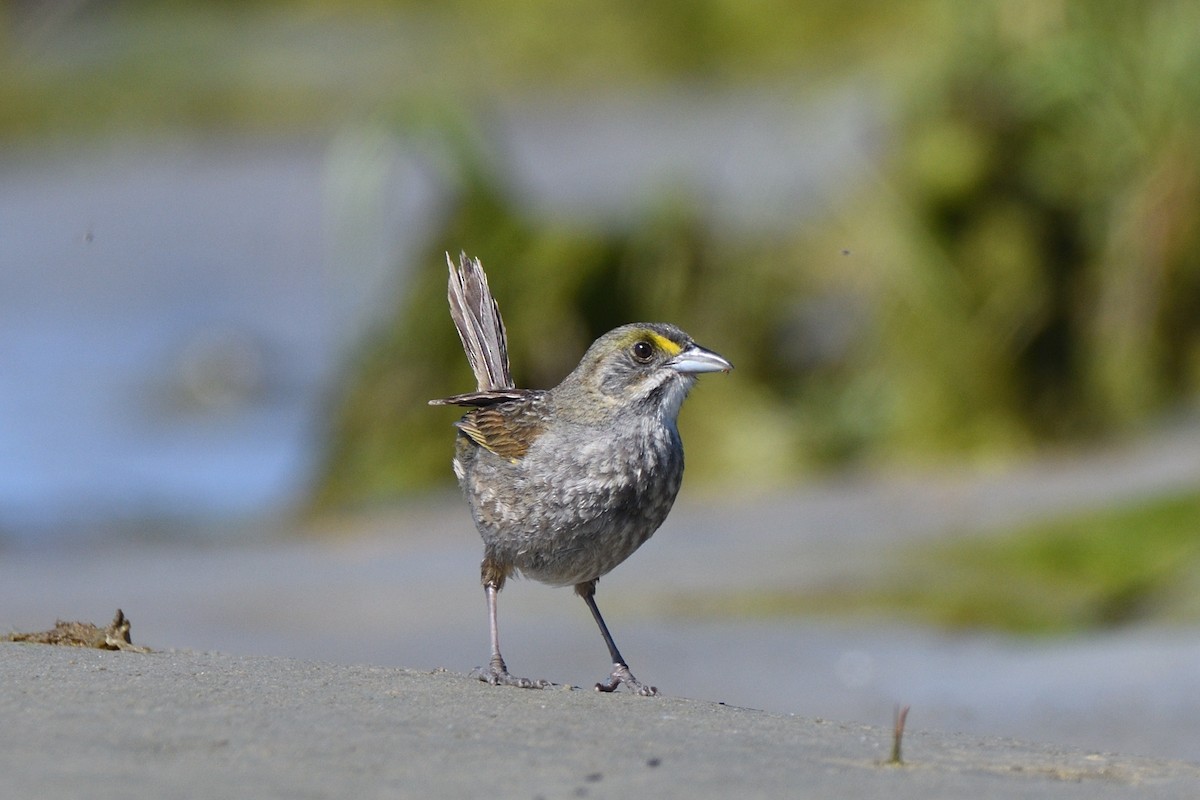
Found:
3,643 -> 1199,799
4,517 -> 1200,765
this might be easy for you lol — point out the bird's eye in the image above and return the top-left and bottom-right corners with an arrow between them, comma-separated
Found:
632,340 -> 655,362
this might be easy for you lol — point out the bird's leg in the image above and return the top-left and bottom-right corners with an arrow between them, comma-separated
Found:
576,580 -> 658,696
471,580 -> 548,689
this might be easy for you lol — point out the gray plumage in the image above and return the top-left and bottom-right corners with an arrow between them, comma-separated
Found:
430,253 -> 731,694
458,324 -> 692,588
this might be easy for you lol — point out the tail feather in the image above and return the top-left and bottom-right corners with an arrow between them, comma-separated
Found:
444,252 -> 512,392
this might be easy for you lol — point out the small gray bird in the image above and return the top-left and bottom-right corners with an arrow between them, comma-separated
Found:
430,253 -> 731,694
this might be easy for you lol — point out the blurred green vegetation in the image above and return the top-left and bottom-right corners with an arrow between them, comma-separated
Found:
315,1 -> 1200,508
827,0 -> 1200,458
673,489 -> 1200,634
0,0 -> 913,140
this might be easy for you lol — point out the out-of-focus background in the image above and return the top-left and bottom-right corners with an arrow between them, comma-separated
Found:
4,0 -> 1200,761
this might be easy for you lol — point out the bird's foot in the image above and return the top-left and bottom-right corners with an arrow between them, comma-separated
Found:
471,658 -> 549,689
595,662 -> 657,696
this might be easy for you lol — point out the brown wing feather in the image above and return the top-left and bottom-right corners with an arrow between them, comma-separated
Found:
454,402 -> 546,461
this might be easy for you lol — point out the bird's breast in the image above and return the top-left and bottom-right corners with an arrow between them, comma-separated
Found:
460,414 -> 685,585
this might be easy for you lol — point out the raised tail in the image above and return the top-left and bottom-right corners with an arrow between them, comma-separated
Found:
442,252 -> 512,392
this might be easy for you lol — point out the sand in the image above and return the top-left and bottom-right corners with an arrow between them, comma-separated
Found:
4,642 -> 1198,799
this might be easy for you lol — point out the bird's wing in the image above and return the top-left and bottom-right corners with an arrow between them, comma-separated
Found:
453,398 -> 547,461
445,252 -> 512,392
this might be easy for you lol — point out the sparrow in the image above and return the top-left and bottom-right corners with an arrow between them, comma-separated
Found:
430,253 -> 731,695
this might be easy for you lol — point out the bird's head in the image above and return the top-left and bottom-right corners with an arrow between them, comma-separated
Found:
553,323 -> 732,422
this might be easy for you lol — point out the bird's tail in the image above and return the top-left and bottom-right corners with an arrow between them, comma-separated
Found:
444,252 -> 513,392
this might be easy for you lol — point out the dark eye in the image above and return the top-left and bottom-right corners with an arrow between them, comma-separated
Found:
632,340 -> 654,362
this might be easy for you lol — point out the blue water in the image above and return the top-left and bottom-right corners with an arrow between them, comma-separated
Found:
0,139 -> 437,541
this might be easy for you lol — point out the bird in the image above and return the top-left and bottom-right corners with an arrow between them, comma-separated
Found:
430,252 -> 731,695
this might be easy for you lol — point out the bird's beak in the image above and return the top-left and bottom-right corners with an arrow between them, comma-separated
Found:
667,343 -> 733,374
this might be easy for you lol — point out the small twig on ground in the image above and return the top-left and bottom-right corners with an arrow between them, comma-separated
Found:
889,704 -> 911,765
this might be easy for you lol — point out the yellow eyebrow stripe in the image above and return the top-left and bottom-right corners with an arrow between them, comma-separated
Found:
646,332 -> 683,357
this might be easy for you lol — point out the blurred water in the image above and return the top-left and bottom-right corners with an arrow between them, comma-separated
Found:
0,137 -> 438,541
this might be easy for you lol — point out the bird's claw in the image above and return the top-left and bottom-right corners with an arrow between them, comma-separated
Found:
471,663 -> 549,689
595,663 -> 657,696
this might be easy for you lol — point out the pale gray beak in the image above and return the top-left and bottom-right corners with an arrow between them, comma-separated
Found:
667,343 -> 733,374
